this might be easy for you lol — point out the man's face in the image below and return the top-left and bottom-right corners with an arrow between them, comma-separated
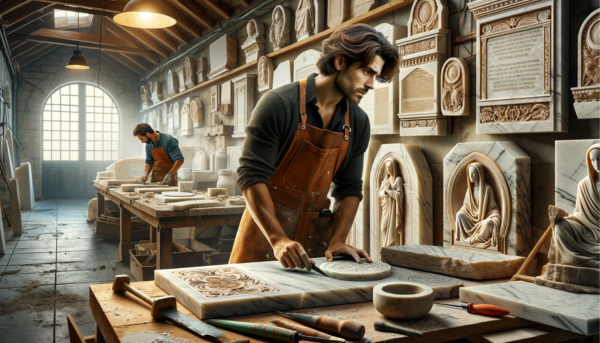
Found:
336,54 -> 385,104
136,134 -> 151,144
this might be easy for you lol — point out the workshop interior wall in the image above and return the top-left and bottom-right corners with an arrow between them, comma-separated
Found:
0,46 -> 15,226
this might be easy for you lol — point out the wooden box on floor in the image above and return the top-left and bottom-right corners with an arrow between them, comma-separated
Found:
96,218 -> 150,241
129,242 -> 195,281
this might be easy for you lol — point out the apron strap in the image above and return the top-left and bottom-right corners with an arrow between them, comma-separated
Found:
299,78 -> 308,129
343,100 -> 350,141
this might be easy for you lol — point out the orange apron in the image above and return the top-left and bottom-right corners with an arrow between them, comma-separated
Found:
151,146 -> 178,186
230,78 -> 351,263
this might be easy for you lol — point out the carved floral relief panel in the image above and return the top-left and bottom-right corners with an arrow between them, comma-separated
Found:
441,57 -> 469,116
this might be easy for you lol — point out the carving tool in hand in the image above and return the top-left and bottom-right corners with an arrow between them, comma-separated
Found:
206,319 -> 343,343
271,319 -> 345,342
435,302 -> 510,316
374,321 -> 423,338
276,311 -> 365,340
112,275 -> 224,338
310,261 -> 329,277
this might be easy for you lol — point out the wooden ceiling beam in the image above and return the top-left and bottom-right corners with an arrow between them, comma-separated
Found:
235,0 -> 250,9
198,0 -> 231,20
34,0 -> 125,13
146,28 -> 179,51
0,0 -> 31,16
12,42 -> 42,58
164,24 -> 189,46
5,7 -> 55,35
104,51 -> 145,75
104,17 -> 170,58
20,45 -> 59,68
52,4 -> 114,17
105,20 -> 160,65
26,29 -> 138,48
100,53 -> 139,78
17,43 -> 51,62
9,40 -> 28,49
4,2 -> 54,27
120,52 -> 153,71
164,0 -> 212,31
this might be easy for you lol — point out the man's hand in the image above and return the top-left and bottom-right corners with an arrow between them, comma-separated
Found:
325,240 -> 372,263
272,237 -> 313,271
161,173 -> 173,185
140,175 -> 148,183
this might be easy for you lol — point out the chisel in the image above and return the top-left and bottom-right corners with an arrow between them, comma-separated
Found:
271,319 -> 345,342
277,311 -> 365,340
206,319 -> 342,343
112,275 -> 224,338
374,321 -> 423,338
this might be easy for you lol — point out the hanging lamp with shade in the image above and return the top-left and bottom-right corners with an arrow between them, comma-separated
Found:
66,11 -> 90,69
113,0 -> 177,29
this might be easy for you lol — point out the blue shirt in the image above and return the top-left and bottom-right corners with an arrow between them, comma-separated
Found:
145,132 -> 184,164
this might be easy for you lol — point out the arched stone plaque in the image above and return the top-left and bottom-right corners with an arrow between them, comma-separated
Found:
190,98 -> 203,128
258,56 -> 274,92
441,57 -> 469,116
270,5 -> 291,51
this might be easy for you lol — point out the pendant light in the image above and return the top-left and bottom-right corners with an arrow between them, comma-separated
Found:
66,12 -> 90,70
113,0 -> 177,29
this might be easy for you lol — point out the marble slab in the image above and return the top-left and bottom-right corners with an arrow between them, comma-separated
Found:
120,183 -> 159,192
178,181 -> 193,193
2,139 -> 14,179
166,200 -> 225,211
135,187 -> 177,194
232,73 -> 257,138
162,191 -> 194,197
555,139 -> 600,214
460,281 -> 599,335
154,194 -> 205,203
227,146 -> 242,172
155,257 -> 466,319
319,259 -> 391,281
6,129 -> 14,167
14,162 -> 35,210
381,245 -> 525,280
273,60 -> 292,90
10,178 -> 21,235
293,50 -> 321,82
113,158 -> 145,180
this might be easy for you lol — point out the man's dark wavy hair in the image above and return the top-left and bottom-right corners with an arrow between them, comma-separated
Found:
316,24 -> 400,83
132,123 -> 154,136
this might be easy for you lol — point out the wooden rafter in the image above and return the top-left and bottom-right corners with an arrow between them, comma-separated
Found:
119,52 -> 153,71
164,24 -> 189,46
19,44 -> 57,67
165,0 -> 212,31
28,28 -> 137,48
0,0 -> 31,16
105,20 -> 160,64
52,4 -> 113,17
104,51 -> 145,75
199,0 -> 231,20
146,28 -> 179,51
235,0 -> 250,9
5,7 -> 55,35
104,17 -> 170,58
12,42 -> 42,58
4,2 -> 54,27
34,0 -> 125,13
9,40 -> 27,50
100,53 -> 138,78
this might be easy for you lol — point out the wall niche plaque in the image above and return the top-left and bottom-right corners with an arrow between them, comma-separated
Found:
242,19 -> 265,63
293,49 -> 321,82
232,73 -> 256,138
184,56 -> 196,89
173,101 -> 183,129
572,9 -> 600,119
221,81 -> 233,116
258,56 -> 274,92
151,81 -> 163,105
161,103 -> 168,125
441,57 -> 469,117
167,69 -> 178,97
196,57 -> 207,85
177,66 -> 186,93
180,98 -> 192,136
208,35 -> 237,79
190,98 -> 203,128
396,0 -> 450,136
468,0 -> 568,133
141,85 -> 151,109
273,60 -> 292,89
327,0 -> 348,28
270,5 -> 291,51
167,104 -> 174,133
210,86 -> 220,114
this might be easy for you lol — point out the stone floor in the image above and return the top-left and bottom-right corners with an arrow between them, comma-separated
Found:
0,199 -> 133,343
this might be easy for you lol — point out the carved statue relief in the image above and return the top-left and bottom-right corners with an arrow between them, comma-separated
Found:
184,56 -> 196,89
377,157 -> 405,249
446,152 -> 511,253
270,5 -> 291,51
167,69 -> 179,97
295,0 -> 323,41
190,98 -> 203,128
257,56 -> 274,92
441,57 -> 469,116
140,85 -> 151,109
408,0 -> 447,36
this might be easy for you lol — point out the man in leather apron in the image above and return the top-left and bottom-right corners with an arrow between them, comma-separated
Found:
133,123 -> 184,186
231,24 -> 400,271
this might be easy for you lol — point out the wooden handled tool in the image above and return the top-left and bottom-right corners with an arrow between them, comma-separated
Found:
374,321 -> 423,338
271,319 -> 345,342
435,303 -> 510,316
206,319 -> 342,343
277,311 -> 365,340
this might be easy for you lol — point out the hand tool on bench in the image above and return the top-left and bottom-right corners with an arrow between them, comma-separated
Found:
112,275 -> 224,338
310,261 -> 329,277
277,311 -> 365,340
435,302 -> 509,316
271,319 -> 345,342
206,319 -> 342,343
374,321 -> 423,338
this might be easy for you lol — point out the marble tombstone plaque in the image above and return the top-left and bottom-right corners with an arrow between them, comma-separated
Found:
190,98 -> 203,128
161,104 -> 168,125
177,66 -> 186,93
295,0 -> 324,41
151,81 -> 163,105
396,0 -> 450,136
167,104 -> 174,133
232,73 -> 256,138
196,57 -> 207,84
179,98 -> 192,136
167,69 -> 179,97
140,85 -> 151,109
193,151 -> 208,171
221,80 -> 233,116
460,281 -> 599,336
257,56 -> 274,92
241,19 -> 265,63
443,142 -> 531,257
155,257 -> 467,319
572,9 -> 600,119
273,60 -> 292,89
270,5 -> 291,51
468,0 -> 568,133
293,49 -> 321,82
208,35 -> 237,79
173,102 -> 183,129
353,0 -> 378,17
441,57 -> 469,117
15,162 -> 35,210
183,56 -> 196,89
369,144 -> 433,261
210,85 -> 220,114
360,23 -> 406,135
327,0 -> 348,28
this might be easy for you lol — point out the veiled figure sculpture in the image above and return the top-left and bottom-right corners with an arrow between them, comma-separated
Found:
378,158 -> 404,248
550,144 -> 600,268
455,162 -> 502,249
295,0 -> 314,39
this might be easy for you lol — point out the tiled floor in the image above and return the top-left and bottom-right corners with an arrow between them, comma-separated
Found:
0,199 -> 133,343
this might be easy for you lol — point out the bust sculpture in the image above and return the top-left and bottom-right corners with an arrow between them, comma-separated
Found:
549,144 -> 600,268
378,158 -> 404,247
296,0 -> 315,40
455,162 -> 502,249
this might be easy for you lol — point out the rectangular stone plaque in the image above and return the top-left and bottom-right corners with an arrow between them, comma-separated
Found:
401,68 -> 435,114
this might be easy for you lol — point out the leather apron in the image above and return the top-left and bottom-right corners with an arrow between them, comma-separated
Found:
150,146 -> 178,186
230,78 -> 350,263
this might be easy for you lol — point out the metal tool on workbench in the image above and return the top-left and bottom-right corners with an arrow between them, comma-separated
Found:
206,319 -> 342,343
435,302 -> 510,316
277,311 -> 365,340
310,261 -> 329,277
374,321 -> 423,338
112,275 -> 224,338
271,319 -> 345,342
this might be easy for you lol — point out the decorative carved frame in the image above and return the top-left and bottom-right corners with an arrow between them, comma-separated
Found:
407,0 -> 448,36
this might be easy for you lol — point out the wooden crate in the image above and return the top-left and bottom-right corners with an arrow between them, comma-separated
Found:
129,242 -> 196,281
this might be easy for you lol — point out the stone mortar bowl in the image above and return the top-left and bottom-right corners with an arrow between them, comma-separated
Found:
373,282 -> 433,320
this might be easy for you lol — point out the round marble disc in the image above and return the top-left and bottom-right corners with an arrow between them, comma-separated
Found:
319,260 -> 391,281
162,192 -> 194,197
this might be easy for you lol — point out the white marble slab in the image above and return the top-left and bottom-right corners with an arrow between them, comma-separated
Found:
113,158 -> 145,180
2,139 -> 14,179
273,60 -> 292,90
293,50 -> 321,82
460,281 -> 599,336
227,146 -> 242,172
319,260 -> 391,281
166,200 -> 225,211
178,181 -> 194,193
154,194 -> 205,203
155,257 -> 466,319
555,139 -> 600,214
6,129 -> 15,167
443,142 -> 531,257
14,163 -> 35,210
10,178 -> 21,235
120,183 -> 160,192
135,187 -> 177,194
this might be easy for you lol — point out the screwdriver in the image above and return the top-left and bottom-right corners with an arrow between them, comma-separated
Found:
435,302 -> 510,316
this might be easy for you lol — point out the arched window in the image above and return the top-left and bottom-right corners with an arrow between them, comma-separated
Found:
42,83 -> 119,161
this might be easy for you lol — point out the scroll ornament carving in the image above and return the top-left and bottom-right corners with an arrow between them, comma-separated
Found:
582,14 -> 600,86
480,103 -> 550,123
481,9 -> 550,36
400,38 -> 436,56
401,119 -> 437,128
401,53 -> 437,68
411,0 -> 439,35
442,61 -> 463,113
170,266 -> 283,298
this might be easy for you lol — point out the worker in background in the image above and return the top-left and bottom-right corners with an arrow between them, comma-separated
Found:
230,24 -> 401,270
133,123 -> 184,186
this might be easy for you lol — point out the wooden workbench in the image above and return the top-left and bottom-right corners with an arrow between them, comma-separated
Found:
88,280 -> 585,343
93,181 -> 244,269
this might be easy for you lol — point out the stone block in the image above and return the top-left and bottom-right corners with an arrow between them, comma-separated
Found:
9,178 -> 22,235
178,181 -> 194,192
14,163 -> 35,211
